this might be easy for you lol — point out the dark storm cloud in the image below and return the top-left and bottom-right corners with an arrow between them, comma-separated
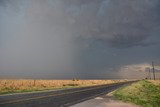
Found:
1,0 -> 160,48
0,0 -> 160,79
65,0 -> 160,48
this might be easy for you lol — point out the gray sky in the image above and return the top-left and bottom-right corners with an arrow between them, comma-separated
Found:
0,0 -> 160,79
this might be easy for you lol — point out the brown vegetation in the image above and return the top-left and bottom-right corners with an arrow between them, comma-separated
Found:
0,79 -> 125,95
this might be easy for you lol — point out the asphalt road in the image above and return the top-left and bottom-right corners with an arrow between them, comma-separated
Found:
0,81 -> 136,107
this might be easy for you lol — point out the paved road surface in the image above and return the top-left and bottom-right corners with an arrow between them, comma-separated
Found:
0,81 -> 136,107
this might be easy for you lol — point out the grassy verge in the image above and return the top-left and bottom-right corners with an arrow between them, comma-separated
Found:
113,80 -> 160,107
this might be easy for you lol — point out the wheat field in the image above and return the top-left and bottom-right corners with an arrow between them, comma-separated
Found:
148,80 -> 160,86
0,79 -> 126,95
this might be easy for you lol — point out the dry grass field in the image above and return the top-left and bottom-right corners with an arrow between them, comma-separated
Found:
148,80 -> 160,86
0,79 -> 126,95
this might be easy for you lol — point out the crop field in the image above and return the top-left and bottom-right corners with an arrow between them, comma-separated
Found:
148,80 -> 160,86
0,79 -> 126,95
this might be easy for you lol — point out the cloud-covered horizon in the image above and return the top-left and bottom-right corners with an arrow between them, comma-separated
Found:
0,0 -> 160,79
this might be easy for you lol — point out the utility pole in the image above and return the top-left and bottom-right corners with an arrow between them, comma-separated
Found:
152,61 -> 155,80
149,68 -> 151,80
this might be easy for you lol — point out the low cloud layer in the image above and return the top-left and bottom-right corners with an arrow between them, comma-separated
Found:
0,0 -> 160,79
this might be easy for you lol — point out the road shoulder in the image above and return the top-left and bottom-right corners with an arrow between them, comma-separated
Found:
71,92 -> 139,107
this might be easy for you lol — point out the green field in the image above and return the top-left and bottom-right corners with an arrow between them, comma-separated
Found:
113,80 -> 160,107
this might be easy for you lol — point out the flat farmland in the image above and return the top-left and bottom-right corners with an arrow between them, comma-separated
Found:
0,79 -> 126,95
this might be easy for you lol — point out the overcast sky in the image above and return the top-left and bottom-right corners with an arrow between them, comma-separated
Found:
0,0 -> 160,79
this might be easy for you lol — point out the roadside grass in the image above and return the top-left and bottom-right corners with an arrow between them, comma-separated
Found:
113,80 -> 160,107
0,79 -> 125,95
